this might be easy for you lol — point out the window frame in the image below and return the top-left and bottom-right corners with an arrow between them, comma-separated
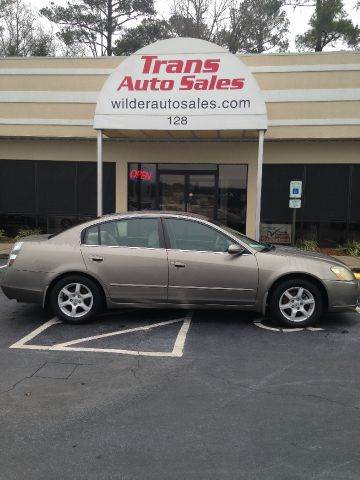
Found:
161,216 -> 251,255
81,216 -> 166,250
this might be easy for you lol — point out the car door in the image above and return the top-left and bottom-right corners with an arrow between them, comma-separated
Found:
81,216 -> 168,304
163,217 -> 259,305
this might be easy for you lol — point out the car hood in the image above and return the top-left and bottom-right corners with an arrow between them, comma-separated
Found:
267,246 -> 346,266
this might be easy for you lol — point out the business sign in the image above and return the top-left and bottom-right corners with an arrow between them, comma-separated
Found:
94,38 -> 267,131
289,198 -> 302,209
129,169 -> 153,181
260,224 -> 291,245
289,180 -> 302,199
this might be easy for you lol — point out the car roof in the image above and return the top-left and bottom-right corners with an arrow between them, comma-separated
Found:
101,211 -> 209,221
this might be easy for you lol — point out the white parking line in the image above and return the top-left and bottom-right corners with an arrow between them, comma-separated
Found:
9,318 -> 61,349
9,312 -> 193,357
254,321 -> 323,333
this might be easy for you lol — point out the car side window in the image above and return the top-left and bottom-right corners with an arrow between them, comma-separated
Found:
83,225 -> 99,245
92,218 -> 161,248
164,218 -> 232,253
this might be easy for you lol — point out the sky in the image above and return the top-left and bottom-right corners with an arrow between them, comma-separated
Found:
29,0 -> 360,52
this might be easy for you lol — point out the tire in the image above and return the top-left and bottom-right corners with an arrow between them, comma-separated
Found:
50,275 -> 103,324
268,278 -> 323,327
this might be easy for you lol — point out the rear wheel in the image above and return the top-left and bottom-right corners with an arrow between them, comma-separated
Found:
50,275 -> 103,324
268,278 -> 323,327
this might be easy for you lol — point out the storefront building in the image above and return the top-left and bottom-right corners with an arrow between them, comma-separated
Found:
0,38 -> 359,246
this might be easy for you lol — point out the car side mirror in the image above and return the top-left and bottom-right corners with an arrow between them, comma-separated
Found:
227,244 -> 245,255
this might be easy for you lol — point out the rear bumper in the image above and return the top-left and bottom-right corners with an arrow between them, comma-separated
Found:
1,268 -> 46,304
324,279 -> 360,311
1,285 -> 43,304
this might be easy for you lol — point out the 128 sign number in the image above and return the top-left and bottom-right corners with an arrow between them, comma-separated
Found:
168,116 -> 188,126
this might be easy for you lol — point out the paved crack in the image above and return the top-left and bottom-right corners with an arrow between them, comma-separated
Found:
0,361 -> 93,395
0,362 -> 47,395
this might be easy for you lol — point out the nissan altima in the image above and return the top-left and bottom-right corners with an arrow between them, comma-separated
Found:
1,212 -> 359,327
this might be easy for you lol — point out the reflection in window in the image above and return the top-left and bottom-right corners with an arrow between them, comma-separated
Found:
218,165 -> 247,233
165,218 -> 232,252
99,218 -> 160,248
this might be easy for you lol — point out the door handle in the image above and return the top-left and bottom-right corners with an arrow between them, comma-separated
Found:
172,261 -> 186,268
90,256 -> 104,262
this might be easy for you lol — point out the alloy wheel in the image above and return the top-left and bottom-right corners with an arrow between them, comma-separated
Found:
279,286 -> 315,323
58,282 -> 94,318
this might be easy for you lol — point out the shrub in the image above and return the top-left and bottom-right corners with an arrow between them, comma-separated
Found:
295,239 -> 318,252
15,228 -> 42,241
344,241 -> 360,257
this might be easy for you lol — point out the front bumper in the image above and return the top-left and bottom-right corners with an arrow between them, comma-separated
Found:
324,279 -> 360,311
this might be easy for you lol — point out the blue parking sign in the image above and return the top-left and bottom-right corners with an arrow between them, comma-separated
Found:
290,181 -> 302,199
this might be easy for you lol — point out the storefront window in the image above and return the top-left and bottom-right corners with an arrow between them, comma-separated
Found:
127,163 -> 248,233
261,164 -> 358,246
0,160 -> 116,236
128,163 -> 157,211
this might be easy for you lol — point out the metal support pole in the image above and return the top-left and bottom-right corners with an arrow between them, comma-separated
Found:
97,130 -> 103,217
255,130 -> 265,241
291,208 -> 297,246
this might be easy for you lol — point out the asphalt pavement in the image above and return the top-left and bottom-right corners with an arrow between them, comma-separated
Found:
0,262 -> 360,480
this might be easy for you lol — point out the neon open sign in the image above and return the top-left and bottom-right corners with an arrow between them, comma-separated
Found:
129,169 -> 153,181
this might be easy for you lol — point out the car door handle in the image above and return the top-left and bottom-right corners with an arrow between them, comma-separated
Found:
171,261 -> 186,268
90,256 -> 104,263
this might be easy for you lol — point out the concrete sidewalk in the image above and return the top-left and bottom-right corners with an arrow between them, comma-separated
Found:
337,256 -> 360,270
0,243 -> 11,259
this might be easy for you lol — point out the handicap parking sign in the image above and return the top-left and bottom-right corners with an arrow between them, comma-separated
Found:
290,181 -> 302,199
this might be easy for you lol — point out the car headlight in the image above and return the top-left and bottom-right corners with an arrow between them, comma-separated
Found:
330,266 -> 355,281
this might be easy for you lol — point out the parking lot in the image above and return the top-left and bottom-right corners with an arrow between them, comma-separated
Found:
1,261 -> 360,480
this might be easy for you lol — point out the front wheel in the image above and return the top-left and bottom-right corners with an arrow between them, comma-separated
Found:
50,275 -> 103,324
268,278 -> 323,327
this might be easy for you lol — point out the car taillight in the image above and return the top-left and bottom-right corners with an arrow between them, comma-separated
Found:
8,242 -> 23,267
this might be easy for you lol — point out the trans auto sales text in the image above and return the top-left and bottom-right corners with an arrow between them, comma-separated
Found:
117,55 -> 246,92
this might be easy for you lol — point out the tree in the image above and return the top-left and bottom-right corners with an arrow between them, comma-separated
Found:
114,0 -> 230,56
114,18 -> 171,55
0,0 -> 56,56
291,0 -> 359,51
219,0 -> 289,54
41,0 -> 156,57
169,0 -> 229,41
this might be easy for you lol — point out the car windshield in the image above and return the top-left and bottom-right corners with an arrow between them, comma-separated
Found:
213,222 -> 273,252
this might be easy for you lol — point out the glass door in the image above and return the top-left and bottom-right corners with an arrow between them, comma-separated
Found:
187,174 -> 216,219
159,171 -> 216,218
159,174 -> 186,211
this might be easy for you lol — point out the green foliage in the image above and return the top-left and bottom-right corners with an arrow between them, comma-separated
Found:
41,0 -> 156,56
112,0 -> 233,54
114,18 -> 172,56
0,229 -> 6,241
15,228 -> 42,240
296,0 -> 359,51
219,0 -> 289,54
344,241 -> 360,257
295,239 -> 319,251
